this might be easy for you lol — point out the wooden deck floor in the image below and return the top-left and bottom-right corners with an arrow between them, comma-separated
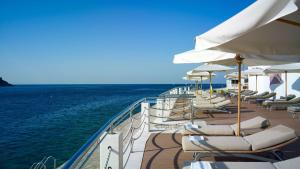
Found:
140,99 -> 300,169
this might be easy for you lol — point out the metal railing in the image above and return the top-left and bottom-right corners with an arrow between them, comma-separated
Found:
61,97 -> 148,169
32,86 -> 190,169
30,156 -> 56,169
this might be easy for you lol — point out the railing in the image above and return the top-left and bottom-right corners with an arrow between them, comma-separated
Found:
30,156 -> 56,169
32,86 -> 191,169
61,97 -> 148,169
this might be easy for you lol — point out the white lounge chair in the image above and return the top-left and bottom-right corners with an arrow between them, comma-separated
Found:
182,116 -> 270,136
182,125 -> 298,161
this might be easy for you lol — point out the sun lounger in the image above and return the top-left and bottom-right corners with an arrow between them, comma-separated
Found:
182,116 -> 270,136
262,96 -> 300,110
231,90 -> 254,98
264,97 -> 300,110
241,91 -> 258,99
183,156 -> 300,169
280,94 -> 296,101
182,125 -> 297,159
193,100 -> 231,113
247,92 -> 276,103
243,91 -> 269,102
253,92 -> 276,104
194,97 -> 226,104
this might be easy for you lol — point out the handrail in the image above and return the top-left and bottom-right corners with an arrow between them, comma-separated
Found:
61,98 -> 146,169
61,86 -> 186,169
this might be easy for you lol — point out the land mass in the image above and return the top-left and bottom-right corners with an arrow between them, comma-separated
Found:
0,77 -> 13,87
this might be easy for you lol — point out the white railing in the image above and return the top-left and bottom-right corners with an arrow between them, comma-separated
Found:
31,86 -> 193,169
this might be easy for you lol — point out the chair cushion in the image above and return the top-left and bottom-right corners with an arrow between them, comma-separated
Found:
182,136 -> 251,151
244,125 -> 297,151
231,116 -> 269,134
182,125 -> 234,135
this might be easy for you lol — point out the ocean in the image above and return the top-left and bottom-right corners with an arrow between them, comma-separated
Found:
0,84 -> 225,169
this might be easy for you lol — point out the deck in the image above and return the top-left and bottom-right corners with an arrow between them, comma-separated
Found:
140,98 -> 300,169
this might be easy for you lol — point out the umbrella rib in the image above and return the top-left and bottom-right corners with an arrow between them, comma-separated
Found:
276,18 -> 300,28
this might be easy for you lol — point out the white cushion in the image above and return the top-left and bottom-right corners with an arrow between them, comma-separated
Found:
182,125 -> 234,135
231,116 -> 269,134
244,125 -> 297,151
182,136 -> 251,151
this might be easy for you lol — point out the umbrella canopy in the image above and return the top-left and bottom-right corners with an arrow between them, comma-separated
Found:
264,63 -> 300,97
174,49 -> 235,64
173,49 -> 294,66
244,68 -> 265,91
264,63 -> 300,73
244,68 -> 265,76
187,70 -> 216,77
194,0 -> 300,61
225,72 -> 247,79
193,63 -> 234,72
186,71 -> 214,95
184,75 -> 209,81
192,64 -> 233,101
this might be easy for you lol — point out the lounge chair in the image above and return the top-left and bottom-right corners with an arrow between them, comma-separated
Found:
231,90 -> 253,98
182,116 -> 270,136
264,97 -> 300,110
279,94 -> 296,101
193,100 -> 232,113
182,125 -> 297,161
247,92 -> 276,103
183,156 -> 300,169
194,96 -> 226,104
241,90 -> 258,99
262,95 -> 297,109
243,91 -> 269,102
252,92 -> 276,104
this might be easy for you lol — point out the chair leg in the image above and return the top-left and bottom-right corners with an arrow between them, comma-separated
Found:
272,150 -> 285,160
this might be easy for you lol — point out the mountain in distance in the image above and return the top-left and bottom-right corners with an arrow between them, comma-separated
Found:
0,77 -> 13,87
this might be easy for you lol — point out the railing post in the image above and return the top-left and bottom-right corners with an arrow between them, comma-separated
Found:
142,102 -> 150,132
108,124 -> 114,134
100,132 -> 123,169
190,99 -> 194,124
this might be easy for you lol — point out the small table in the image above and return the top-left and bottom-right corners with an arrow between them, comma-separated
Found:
287,106 -> 300,119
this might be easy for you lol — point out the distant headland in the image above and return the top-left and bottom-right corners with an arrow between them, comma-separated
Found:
0,77 -> 13,87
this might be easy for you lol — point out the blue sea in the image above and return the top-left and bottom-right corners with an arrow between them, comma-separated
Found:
0,84 -> 225,169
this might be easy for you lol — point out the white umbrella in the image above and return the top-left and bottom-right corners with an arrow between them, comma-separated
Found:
186,71 -> 215,95
264,63 -> 300,97
244,68 -> 265,91
225,71 -> 247,79
174,50 -> 294,66
195,0 -> 300,59
185,0 -> 300,136
192,64 -> 233,101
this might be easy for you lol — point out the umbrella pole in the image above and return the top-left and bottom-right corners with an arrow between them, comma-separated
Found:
256,75 -> 258,91
236,54 -> 244,136
285,71 -> 287,97
209,72 -> 212,103
196,80 -> 198,95
200,76 -> 203,96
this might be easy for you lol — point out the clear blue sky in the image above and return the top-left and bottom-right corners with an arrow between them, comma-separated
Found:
0,0 -> 255,84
